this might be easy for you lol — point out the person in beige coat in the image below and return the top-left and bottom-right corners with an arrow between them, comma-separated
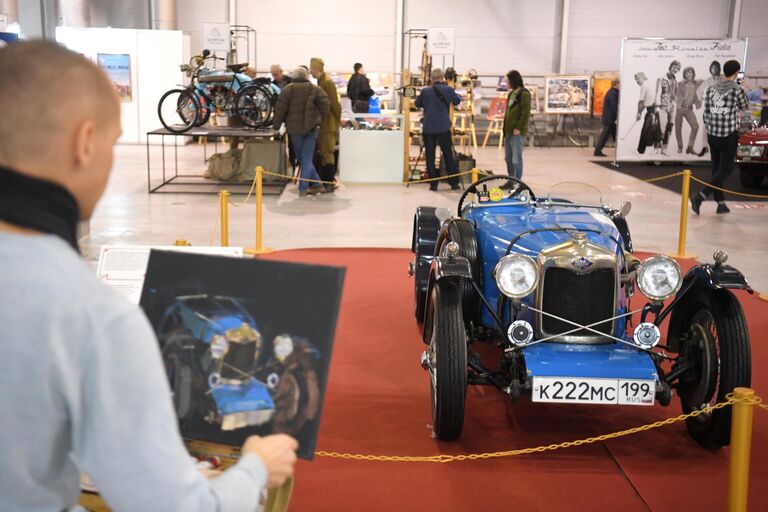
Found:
310,57 -> 341,192
273,67 -> 330,196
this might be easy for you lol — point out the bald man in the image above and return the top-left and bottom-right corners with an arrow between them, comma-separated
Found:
0,41 -> 297,511
270,64 -> 292,90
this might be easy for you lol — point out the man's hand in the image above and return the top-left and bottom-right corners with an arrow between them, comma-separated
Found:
513,128 -> 521,135
278,124 -> 287,136
636,112 -> 642,121
242,435 -> 298,488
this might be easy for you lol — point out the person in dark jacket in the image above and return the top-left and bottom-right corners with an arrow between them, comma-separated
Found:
501,70 -> 531,185
272,67 -> 331,196
594,79 -> 619,157
346,63 -> 373,113
414,68 -> 462,191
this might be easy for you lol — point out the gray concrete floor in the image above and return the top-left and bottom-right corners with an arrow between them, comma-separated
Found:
82,143 -> 768,293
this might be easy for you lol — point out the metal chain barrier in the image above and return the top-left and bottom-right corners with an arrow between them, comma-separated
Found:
641,171 -> 685,183
688,175 -> 768,199
186,392 -> 763,465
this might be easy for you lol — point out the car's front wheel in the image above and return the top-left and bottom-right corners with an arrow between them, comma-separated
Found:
427,278 -> 468,441
674,289 -> 750,448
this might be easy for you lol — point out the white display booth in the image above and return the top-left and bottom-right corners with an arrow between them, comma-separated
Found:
56,27 -> 185,144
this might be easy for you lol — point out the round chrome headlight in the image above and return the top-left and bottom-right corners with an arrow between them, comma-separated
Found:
637,255 -> 682,301
494,254 -> 539,299
210,335 -> 229,359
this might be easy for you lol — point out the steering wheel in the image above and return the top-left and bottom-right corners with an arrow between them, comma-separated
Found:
457,175 -> 537,215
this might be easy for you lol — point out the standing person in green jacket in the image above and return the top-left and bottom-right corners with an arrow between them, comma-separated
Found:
310,57 -> 342,192
501,70 -> 531,187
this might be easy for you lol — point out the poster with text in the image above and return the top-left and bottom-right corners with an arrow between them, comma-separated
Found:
97,53 -> 132,102
140,251 -> 345,460
616,38 -> 747,162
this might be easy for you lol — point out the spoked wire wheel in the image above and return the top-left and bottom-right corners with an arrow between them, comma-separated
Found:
676,290 -> 750,448
158,88 -> 200,133
236,84 -> 273,128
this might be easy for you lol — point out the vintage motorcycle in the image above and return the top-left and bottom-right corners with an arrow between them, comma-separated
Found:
157,49 -> 277,133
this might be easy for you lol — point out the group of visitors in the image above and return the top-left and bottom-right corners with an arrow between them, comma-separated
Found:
270,60 -> 376,197
271,58 -> 342,196
416,67 -> 532,190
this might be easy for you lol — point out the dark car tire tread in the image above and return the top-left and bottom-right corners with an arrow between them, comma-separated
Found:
678,289 -> 751,449
738,166 -> 765,188
430,279 -> 468,441
437,220 -> 481,325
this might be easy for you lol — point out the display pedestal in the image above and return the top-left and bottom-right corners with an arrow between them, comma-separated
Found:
339,114 -> 404,184
146,126 -> 287,195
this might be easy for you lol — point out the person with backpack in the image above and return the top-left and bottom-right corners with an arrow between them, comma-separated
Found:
415,68 -> 462,191
273,66 -> 331,196
501,70 -> 531,187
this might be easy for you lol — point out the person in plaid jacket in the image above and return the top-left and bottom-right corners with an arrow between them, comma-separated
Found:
691,60 -> 749,215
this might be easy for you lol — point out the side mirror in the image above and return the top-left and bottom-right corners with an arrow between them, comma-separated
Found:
619,201 -> 632,217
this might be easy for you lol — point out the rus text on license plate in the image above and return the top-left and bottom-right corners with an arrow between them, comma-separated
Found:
532,377 -> 655,406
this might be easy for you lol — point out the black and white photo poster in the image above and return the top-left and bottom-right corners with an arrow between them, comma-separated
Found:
616,39 -> 747,162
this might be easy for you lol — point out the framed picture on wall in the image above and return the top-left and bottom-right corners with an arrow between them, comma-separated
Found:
544,76 -> 591,114
97,53 -> 132,102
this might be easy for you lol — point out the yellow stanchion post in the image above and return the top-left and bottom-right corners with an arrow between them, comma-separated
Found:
759,294 -> 768,302
728,387 -> 755,512
219,190 -> 229,247
245,167 -> 274,255
174,239 -> 191,246
674,169 -> 696,259
471,167 -> 479,184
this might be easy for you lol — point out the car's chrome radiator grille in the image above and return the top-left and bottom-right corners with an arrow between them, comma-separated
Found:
221,342 -> 256,379
541,267 -> 615,337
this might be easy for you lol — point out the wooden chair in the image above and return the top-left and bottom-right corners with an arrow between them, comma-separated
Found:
482,96 -> 507,150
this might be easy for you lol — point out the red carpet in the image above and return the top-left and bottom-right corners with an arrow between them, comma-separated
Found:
259,248 -> 768,512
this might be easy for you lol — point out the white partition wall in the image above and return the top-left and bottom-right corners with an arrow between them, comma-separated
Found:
234,0 -> 397,73
405,0 -> 559,75
56,27 -> 184,144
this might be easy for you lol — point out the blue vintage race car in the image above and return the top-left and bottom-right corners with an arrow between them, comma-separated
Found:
157,294 -> 320,434
410,176 -> 752,448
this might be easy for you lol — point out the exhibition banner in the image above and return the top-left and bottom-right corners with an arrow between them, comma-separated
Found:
616,38 -> 747,162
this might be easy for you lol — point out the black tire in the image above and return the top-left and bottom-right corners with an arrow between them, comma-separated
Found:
738,166 -> 764,188
236,84 -> 273,128
427,279 -> 468,441
166,353 -> 193,419
272,368 -> 320,435
674,289 -> 751,448
158,88 -> 199,133
437,220 -> 481,325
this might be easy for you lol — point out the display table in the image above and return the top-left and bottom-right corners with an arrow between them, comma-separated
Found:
146,126 -> 288,195
339,114 -> 404,183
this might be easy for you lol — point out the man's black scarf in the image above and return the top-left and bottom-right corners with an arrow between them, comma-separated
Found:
0,165 -> 80,250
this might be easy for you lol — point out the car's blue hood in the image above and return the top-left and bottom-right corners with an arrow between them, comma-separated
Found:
464,203 -> 622,260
